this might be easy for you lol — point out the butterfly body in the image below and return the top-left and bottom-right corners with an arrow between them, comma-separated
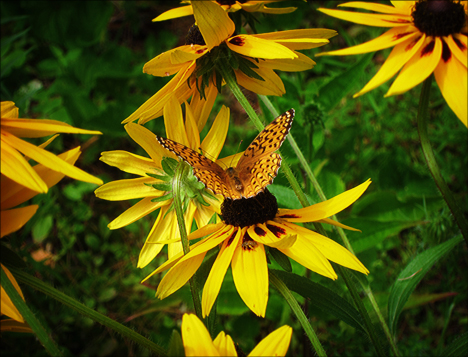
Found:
157,109 -> 294,200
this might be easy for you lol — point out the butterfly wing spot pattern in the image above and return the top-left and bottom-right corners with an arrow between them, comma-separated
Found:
156,108 -> 294,200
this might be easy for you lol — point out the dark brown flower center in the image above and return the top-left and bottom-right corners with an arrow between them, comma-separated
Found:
185,24 -> 206,46
221,189 -> 278,227
217,0 -> 248,5
412,0 -> 466,36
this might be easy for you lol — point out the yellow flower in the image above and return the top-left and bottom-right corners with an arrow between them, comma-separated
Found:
153,0 -> 299,22
1,101 -> 103,193
317,1 -> 468,127
1,146 -> 87,333
123,1 -> 336,124
144,180 -> 371,317
96,95 -> 234,267
182,313 -> 292,357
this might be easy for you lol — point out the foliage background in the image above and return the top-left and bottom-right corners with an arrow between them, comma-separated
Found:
1,1 -> 467,356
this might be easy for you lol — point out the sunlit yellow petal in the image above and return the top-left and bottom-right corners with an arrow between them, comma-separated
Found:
99,151 -> 158,177
153,5 -> 194,22
386,36 -> 442,96
143,48 -> 190,77
188,222 -> 225,240
0,264 -> 25,322
182,314 -> 220,357
248,224 -> 296,249
0,205 -> 38,238
226,35 -> 297,59
108,197 -> 165,230
190,81 -> 218,132
184,101 -> 201,151
254,29 -> 337,41
1,101 -> 18,118
164,95 -> 190,147
278,179 -> 371,222
235,66 -> 285,96
434,54 -> 468,127
216,152 -> 243,170
125,123 -> 174,163
390,1 -> 416,12
202,227 -> 241,317
317,7 -> 412,27
201,106 -> 230,160
171,46 -> 209,64
338,1 -> 411,15
354,33 -> 425,97
318,218 -> 361,232
213,331 -> 237,357
192,1 -> 235,49
94,177 -> 159,201
248,325 -> 292,357
284,222 -> 369,274
1,118 -> 101,138
231,230 -> 268,317
259,51 -> 316,72
447,34 -> 467,68
168,202 -> 197,259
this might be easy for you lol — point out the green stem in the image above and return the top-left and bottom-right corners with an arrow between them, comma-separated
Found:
8,267 -> 166,356
1,266 -> 62,356
262,95 -> 400,357
270,270 -> 327,357
417,76 -> 468,245
173,162 -> 203,320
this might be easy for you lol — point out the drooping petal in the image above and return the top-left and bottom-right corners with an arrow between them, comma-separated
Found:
94,177 -> 160,201
108,197 -> 165,230
226,35 -> 297,59
1,205 -> 38,238
386,36 -> 442,96
278,179 -> 371,223
2,133 -> 102,186
338,1 -> 412,15
182,314 -> 220,357
192,1 -> 235,49
125,123 -> 174,164
0,264 -> 25,322
254,29 -> 337,41
0,319 -> 32,333
317,7 -> 412,27
231,229 -> 268,317
434,50 -> 468,126
164,95 -> 190,147
318,218 -> 361,232
283,222 -> 369,274
354,33 -> 425,96
184,101 -> 201,151
213,331 -> 237,357
99,150 -> 159,177
202,227 -> 241,317
235,66 -> 285,96
1,118 -> 101,138
317,26 -> 419,56
248,325 -> 292,357
153,5 -> 194,22
201,106 -> 230,160
190,81 -> 218,132
259,52 -> 316,72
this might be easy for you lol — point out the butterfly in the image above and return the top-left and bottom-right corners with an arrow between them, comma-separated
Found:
156,109 -> 294,200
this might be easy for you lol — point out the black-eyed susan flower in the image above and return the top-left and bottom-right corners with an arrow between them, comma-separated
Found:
144,180 -> 371,317
123,1 -> 336,124
153,0 -> 299,23
95,95 -> 236,267
317,1 -> 467,127
181,313 -> 292,356
1,146 -> 88,333
1,101 -> 103,193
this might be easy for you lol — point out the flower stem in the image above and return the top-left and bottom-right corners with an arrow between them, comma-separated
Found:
262,95 -> 400,357
417,76 -> 468,245
270,270 -> 327,357
173,162 -> 203,320
8,266 -> 167,356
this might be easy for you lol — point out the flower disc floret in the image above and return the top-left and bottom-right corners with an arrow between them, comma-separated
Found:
412,0 -> 466,37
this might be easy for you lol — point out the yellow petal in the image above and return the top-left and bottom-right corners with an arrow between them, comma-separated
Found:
317,26 -> 419,57
164,95 -> 190,147
284,222 -> 369,274
184,100 -> 201,151
153,5 -> 194,22
108,196 -> 164,230
0,264 -> 25,322
446,34 -> 467,68
99,150 -> 159,177
202,227 -> 241,317
390,1 -> 416,12
0,205 -> 38,238
192,1 -> 235,49
201,106 -> 230,160
386,36 -> 442,96
0,319 -> 32,333
2,133 -> 102,186
338,1 -> 411,15
143,48 -> 190,77
125,123 -> 173,164
168,202 -> 197,259
235,66 -> 285,96
354,33 -> 425,97
1,101 -> 19,118
254,29 -> 337,41
259,51 -> 316,72
248,223 -> 296,249
248,325 -> 292,357
226,35 -> 297,59
1,139 -> 48,193
182,314 -> 220,357
246,5 -> 297,15
171,46 -> 209,64
434,52 -> 468,127
188,222 -> 225,240
317,7 -> 412,27
318,218 -> 361,232
94,177 -> 159,201
231,230 -> 268,317
1,118 -> 101,138
278,179 -> 371,222
190,81 -> 218,132
213,331 -> 237,357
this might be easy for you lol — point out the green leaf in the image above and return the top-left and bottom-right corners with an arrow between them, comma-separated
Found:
388,234 -> 463,334
167,330 -> 185,357
32,215 -> 54,243
271,270 -> 366,333
318,52 -> 373,112
442,332 -> 468,357
268,248 -> 292,272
